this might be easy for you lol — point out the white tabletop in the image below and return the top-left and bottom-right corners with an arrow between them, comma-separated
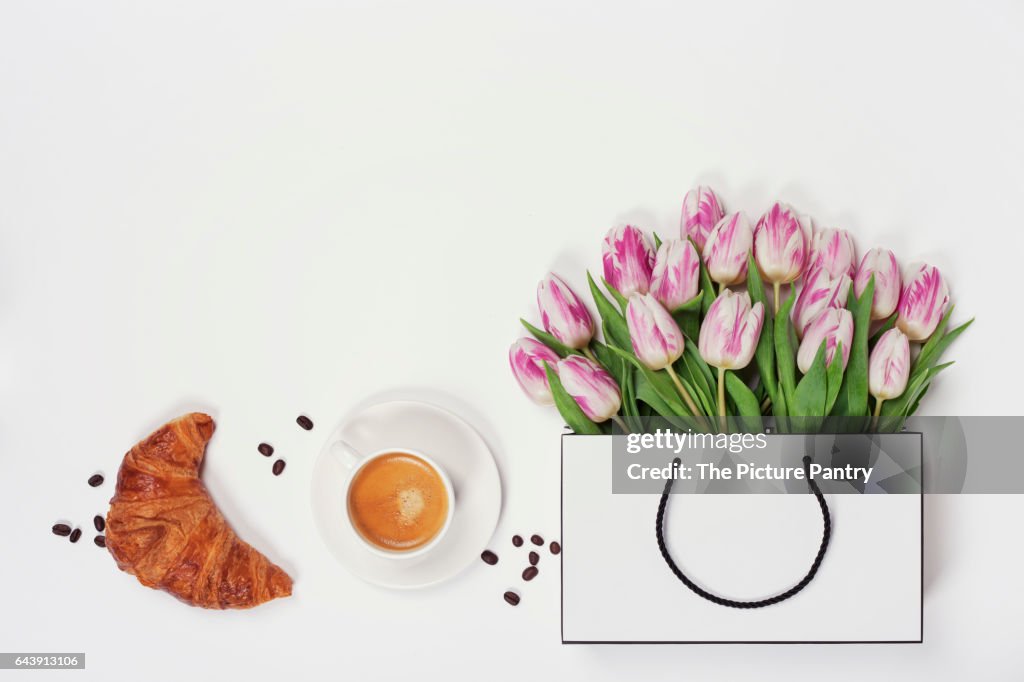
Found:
1,2 -> 1022,680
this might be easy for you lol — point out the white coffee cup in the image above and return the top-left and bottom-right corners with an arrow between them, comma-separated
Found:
331,441 -> 455,560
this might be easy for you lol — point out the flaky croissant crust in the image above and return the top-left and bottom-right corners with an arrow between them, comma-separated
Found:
106,413 -> 293,609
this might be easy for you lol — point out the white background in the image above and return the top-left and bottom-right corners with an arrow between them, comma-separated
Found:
1,1 -> 1022,680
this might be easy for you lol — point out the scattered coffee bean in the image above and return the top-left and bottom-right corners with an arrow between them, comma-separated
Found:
550,541 -> 561,555
88,474 -> 104,488
69,528 -> 82,543
530,534 -> 543,546
272,459 -> 286,476
258,443 -> 274,457
296,415 -> 314,431
52,523 -> 71,537
529,551 -> 539,566
94,515 -> 105,532
481,550 -> 498,565
503,590 -> 521,606
522,566 -> 539,581
512,535 -> 524,547
94,535 -> 106,548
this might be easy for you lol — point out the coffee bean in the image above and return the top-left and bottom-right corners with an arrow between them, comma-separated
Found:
480,550 -> 498,565
94,535 -> 106,548
512,535 -> 523,547
272,459 -> 286,476
529,551 -> 539,566
530,534 -> 543,546
258,443 -> 274,457
550,541 -> 561,555
69,528 -> 82,543
522,566 -> 539,581
296,415 -> 314,431
503,591 -> 521,606
94,515 -> 105,532
52,523 -> 71,537
88,474 -> 104,487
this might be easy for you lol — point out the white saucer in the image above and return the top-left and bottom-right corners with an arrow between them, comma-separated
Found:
310,400 -> 502,589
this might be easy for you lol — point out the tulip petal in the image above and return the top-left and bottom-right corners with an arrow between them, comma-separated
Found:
703,213 -> 752,286
753,202 -> 808,284
558,355 -> 622,422
537,273 -> 594,349
680,185 -> 725,252
603,226 -> 655,297
626,293 -> 685,371
896,264 -> 949,341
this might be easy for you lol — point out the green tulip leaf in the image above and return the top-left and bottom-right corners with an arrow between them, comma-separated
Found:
590,341 -> 627,386
543,362 -> 602,435
604,345 -> 692,417
601,277 -> 629,313
635,373 -> 677,418
883,360 -> 956,419
673,291 -> 705,313
746,251 -> 777,409
915,306 -> 954,370
677,348 -> 715,416
793,341 -> 827,419
913,309 -> 973,385
833,275 -> 873,418
587,271 -> 632,350
690,236 -> 716,316
676,355 -> 715,416
618,358 -> 643,432
774,289 -> 798,410
672,291 -> 704,344
520,318 -> 577,358
825,340 -> 845,416
868,312 -> 898,349
725,371 -> 762,433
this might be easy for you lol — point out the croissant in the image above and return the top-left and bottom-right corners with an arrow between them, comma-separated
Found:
106,413 -> 293,609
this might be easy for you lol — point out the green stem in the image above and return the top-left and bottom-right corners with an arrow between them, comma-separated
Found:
582,346 -> 600,365
773,281 -> 781,314
665,365 -> 709,431
718,281 -> 725,295
610,414 -> 630,434
717,367 -> 727,432
871,397 -> 885,431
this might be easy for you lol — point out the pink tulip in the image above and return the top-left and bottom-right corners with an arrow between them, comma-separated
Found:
626,293 -> 685,370
854,248 -> 902,320
558,355 -> 622,423
509,338 -> 561,405
869,328 -> 910,401
602,225 -> 655,297
791,266 -> 852,338
797,308 -> 854,373
698,289 -> 765,370
650,239 -> 701,311
680,185 -> 725,252
702,212 -> 753,286
807,227 -> 856,279
896,263 -> 949,341
753,202 -> 808,285
537,273 -> 594,349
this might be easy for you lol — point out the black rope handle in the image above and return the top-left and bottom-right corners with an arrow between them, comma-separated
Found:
655,455 -> 832,609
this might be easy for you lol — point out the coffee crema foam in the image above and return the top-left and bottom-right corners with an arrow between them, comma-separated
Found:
347,453 -> 449,551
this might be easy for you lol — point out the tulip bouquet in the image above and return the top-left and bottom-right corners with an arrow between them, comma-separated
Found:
509,186 -> 972,434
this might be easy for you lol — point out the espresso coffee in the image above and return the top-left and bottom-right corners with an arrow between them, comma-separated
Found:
347,452 -> 450,552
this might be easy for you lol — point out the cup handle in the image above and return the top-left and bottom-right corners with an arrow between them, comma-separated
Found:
329,440 -> 363,470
